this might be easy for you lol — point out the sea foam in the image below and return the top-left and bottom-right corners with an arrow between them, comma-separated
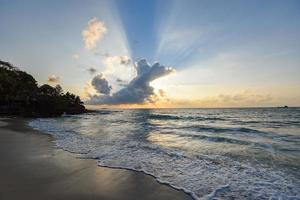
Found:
29,108 -> 300,199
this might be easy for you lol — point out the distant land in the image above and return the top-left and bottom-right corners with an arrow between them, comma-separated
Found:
0,60 -> 87,117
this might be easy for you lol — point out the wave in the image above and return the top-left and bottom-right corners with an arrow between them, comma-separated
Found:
182,125 -> 267,135
28,111 -> 300,200
148,113 -> 300,130
149,114 -> 181,120
148,114 -> 226,121
96,110 -> 121,115
188,134 -> 251,145
234,120 -> 300,127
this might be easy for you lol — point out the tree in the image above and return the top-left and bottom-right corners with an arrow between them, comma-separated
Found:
39,84 -> 57,96
55,84 -> 63,96
0,59 -> 86,117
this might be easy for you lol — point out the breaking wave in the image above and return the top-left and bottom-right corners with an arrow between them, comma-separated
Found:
29,108 -> 300,199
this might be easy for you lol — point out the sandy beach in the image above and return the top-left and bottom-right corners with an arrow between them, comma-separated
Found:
0,117 -> 192,200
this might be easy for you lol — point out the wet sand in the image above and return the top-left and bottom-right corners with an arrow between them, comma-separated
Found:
0,117 -> 192,200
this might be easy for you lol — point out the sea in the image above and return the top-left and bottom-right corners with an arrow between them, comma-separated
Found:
29,108 -> 300,200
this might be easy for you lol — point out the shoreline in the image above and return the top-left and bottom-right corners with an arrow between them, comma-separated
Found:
0,117 -> 192,200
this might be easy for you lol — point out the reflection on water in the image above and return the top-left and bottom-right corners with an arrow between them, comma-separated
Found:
30,108 -> 300,199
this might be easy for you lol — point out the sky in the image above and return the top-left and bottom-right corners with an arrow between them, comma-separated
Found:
0,0 -> 300,108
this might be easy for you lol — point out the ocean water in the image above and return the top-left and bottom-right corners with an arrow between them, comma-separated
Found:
29,108 -> 300,199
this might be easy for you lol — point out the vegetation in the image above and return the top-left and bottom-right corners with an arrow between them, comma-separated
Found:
0,60 -> 86,117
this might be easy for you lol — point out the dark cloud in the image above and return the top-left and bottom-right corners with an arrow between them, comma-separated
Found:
158,89 -> 166,97
119,56 -> 131,65
91,74 -> 112,95
87,59 -> 175,105
115,78 -> 128,87
88,67 -> 97,75
116,78 -> 123,83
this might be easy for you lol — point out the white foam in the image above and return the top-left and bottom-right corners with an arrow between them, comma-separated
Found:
29,117 -> 300,200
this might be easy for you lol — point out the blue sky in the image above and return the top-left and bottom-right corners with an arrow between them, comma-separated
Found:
0,0 -> 299,107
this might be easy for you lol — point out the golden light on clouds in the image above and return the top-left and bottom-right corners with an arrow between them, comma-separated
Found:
86,89 -> 276,109
82,18 -> 107,50
83,81 -> 97,100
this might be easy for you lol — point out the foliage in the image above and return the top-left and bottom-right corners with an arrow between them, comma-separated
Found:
0,60 -> 86,117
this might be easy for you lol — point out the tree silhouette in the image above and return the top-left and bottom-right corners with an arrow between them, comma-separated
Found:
0,60 -> 86,117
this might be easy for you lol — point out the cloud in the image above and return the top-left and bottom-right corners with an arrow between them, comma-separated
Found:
158,89 -> 166,97
47,75 -> 59,83
119,55 -> 131,65
87,59 -> 175,105
161,90 -> 274,108
215,90 -> 273,104
82,18 -> 107,50
91,74 -> 112,95
102,55 -> 131,75
116,78 -> 123,83
116,78 -> 128,86
87,67 -> 97,75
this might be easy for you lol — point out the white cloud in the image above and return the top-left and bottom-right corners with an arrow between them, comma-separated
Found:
102,55 -> 131,75
47,75 -> 59,83
82,18 -> 107,50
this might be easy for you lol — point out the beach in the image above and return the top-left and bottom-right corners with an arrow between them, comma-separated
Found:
0,117 -> 192,200
27,108 -> 300,199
